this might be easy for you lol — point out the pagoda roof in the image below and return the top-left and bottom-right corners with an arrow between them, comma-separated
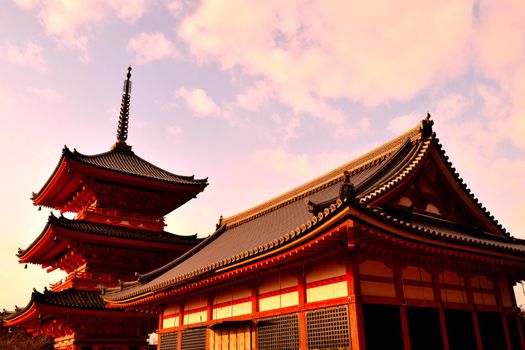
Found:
17,215 -> 200,262
104,116 -> 525,305
32,145 -> 207,203
2,289 -> 116,326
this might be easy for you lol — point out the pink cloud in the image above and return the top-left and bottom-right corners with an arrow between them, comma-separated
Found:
128,32 -> 179,64
26,87 -> 64,103
178,0 -> 473,113
14,0 -> 148,61
388,113 -> 421,134
176,87 -> 221,116
432,93 -> 471,122
334,117 -> 370,138
475,0 -> 525,149
4,42 -> 46,71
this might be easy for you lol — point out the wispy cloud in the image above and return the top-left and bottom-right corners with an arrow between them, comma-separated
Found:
4,42 -> 46,71
175,87 -> 222,117
13,0 -> 148,62
178,0 -> 472,115
128,32 -> 179,64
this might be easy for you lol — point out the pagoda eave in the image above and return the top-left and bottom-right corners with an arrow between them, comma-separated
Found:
33,153 -> 207,211
18,223 -> 197,272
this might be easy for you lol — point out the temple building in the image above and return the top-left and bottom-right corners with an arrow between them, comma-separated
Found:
105,115 -> 525,350
3,67 -> 207,350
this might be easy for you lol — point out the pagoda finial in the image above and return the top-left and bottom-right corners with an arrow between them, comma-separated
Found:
116,66 -> 132,147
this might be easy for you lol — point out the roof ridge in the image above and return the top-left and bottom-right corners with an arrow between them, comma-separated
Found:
223,124 -> 422,227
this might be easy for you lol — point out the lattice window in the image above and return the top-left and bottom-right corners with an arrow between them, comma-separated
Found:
306,305 -> 351,350
181,327 -> 206,350
257,313 -> 300,350
160,331 -> 178,350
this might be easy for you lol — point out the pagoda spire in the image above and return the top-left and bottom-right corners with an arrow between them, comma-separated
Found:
114,66 -> 132,150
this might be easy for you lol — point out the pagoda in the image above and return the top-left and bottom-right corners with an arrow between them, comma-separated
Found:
105,116 -> 525,350
3,67 -> 208,350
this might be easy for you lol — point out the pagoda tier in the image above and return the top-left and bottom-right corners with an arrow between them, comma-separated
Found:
2,289 -> 156,350
31,145 -> 207,231
17,215 -> 201,279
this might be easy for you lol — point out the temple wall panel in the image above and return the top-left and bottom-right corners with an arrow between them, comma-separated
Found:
161,304 -> 181,329
402,265 -> 434,301
184,310 -> 207,325
183,298 -> 208,325
213,285 -> 253,319
498,277 -> 513,307
213,301 -> 253,319
258,271 -> 297,294
258,271 -> 299,312
162,315 -> 180,329
359,259 -> 396,298
439,270 -> 467,304
259,291 -> 299,311
470,275 -> 497,306
360,280 -> 397,298
305,261 -> 346,283
305,261 -> 348,303
358,259 -> 394,277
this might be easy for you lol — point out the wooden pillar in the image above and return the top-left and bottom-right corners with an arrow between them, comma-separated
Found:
346,256 -> 364,350
471,311 -> 484,350
464,275 -> 483,350
207,295 -> 213,350
500,314 -> 512,350
298,264 -> 308,350
345,220 -> 364,350
178,303 -> 184,350
493,276 -> 512,350
157,305 -> 165,350
393,263 -> 411,350
431,268 -> 450,350
252,281 -> 259,350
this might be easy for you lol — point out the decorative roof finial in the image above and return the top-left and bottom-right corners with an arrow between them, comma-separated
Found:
421,112 -> 434,138
116,66 -> 132,148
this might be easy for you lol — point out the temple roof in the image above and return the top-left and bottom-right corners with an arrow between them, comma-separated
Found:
67,146 -> 207,186
2,289 -> 109,324
32,145 -> 208,202
104,117 -> 525,304
17,215 -> 200,260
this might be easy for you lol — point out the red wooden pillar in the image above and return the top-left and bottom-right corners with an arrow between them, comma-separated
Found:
178,303 -> 184,350
431,268 -> 450,350
157,305 -> 164,350
207,295 -> 213,350
472,312 -> 484,350
393,263 -> 411,350
464,275 -> 483,350
345,220 -> 364,350
298,264 -> 308,350
493,276 -> 512,350
251,281 -> 259,350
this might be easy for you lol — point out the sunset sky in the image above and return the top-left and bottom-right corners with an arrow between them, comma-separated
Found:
1,0 -> 525,310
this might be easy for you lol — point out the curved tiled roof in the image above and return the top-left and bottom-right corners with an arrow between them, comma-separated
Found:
104,118 -> 525,304
367,208 -> 525,255
32,145 -> 208,201
105,125 -> 425,302
67,146 -> 207,186
2,289 -> 106,322
18,215 -> 200,258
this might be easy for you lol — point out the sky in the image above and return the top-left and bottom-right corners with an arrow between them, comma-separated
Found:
0,0 -> 525,310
